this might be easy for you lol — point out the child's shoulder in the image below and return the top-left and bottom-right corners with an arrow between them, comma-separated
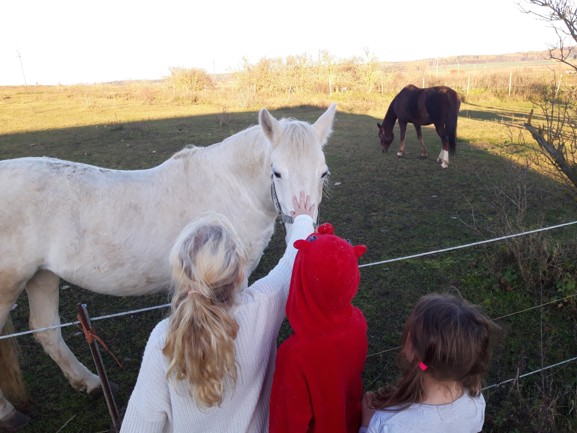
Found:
147,318 -> 170,346
370,393 -> 485,432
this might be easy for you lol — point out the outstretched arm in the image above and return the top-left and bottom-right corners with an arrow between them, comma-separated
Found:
249,192 -> 315,296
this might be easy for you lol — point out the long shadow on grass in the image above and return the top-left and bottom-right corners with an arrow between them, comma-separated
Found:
2,106 -> 577,433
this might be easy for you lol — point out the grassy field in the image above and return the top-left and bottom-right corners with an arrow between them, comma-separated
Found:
1,83 -> 577,433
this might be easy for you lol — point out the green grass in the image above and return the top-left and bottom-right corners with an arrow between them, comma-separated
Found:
1,84 -> 577,432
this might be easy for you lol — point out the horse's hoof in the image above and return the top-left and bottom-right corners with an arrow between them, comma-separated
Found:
396,152 -> 404,158
441,162 -> 449,169
0,409 -> 31,432
89,381 -> 120,399
419,154 -> 429,159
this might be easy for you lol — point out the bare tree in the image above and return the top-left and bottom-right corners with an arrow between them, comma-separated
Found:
521,0 -> 577,71
520,0 -> 577,191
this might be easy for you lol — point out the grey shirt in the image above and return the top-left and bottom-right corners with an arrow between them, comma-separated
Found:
365,393 -> 485,433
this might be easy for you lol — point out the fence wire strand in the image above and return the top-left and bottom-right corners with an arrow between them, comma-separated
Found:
2,220 -> 577,391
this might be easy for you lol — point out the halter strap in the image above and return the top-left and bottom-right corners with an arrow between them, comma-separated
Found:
271,180 -> 294,225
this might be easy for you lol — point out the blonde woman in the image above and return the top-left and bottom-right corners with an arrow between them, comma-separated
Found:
120,192 -> 315,433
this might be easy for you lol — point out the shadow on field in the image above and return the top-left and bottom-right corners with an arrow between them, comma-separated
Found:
460,102 -> 533,125
2,105 -> 577,433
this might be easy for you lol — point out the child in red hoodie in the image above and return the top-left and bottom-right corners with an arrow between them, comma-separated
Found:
269,223 -> 368,433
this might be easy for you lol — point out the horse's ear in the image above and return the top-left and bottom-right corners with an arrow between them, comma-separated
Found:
314,103 -> 337,147
259,108 -> 281,147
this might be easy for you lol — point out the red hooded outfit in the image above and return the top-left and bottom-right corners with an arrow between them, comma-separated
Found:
269,223 -> 368,433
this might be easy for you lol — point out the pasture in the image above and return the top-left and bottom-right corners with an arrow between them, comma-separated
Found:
1,84 -> 577,433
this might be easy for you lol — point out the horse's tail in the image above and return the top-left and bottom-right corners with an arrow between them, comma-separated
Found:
447,91 -> 461,155
0,317 -> 29,405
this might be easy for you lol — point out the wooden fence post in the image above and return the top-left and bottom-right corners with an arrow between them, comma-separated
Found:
77,303 -> 120,433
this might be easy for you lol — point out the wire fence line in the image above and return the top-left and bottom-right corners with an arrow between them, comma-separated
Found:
2,219 -> 576,392
366,291 -> 577,360
2,219 -> 576,342
0,304 -> 170,341
358,220 -> 577,268
358,219 -> 577,390
483,355 -> 577,391
365,290 -> 577,391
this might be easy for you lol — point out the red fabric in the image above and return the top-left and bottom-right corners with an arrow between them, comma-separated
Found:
270,223 -> 368,433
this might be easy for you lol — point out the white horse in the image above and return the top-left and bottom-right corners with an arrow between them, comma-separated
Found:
0,104 -> 337,429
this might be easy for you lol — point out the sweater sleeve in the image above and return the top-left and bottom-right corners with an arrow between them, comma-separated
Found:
119,323 -> 170,433
249,214 -> 314,297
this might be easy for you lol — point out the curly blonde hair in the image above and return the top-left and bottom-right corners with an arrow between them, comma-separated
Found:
163,212 -> 248,408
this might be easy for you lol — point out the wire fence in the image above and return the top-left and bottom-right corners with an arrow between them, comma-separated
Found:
2,219 -> 576,392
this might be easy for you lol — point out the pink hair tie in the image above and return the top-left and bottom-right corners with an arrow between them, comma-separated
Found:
418,361 -> 428,371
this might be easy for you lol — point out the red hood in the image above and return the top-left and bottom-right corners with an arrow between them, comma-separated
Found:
286,223 -> 367,337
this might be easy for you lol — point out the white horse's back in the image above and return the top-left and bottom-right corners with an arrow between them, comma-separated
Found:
2,157 -> 170,293
0,104 -> 337,429
0,127 -> 272,295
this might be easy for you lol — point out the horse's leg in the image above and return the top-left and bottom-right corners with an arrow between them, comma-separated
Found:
436,149 -> 449,168
26,270 -> 101,395
397,121 -> 408,157
0,275 -> 31,429
435,124 -> 450,168
414,125 -> 428,158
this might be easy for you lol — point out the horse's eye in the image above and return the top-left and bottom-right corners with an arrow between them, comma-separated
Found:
273,170 -> 281,179
321,170 -> 329,178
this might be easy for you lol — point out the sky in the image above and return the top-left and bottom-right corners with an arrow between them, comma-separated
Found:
0,0 -> 561,86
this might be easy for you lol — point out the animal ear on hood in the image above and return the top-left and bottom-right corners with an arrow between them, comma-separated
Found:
293,239 -> 309,250
317,223 -> 334,235
294,223 -> 335,250
353,245 -> 367,258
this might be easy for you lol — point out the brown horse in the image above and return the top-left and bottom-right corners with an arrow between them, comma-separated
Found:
377,85 -> 461,168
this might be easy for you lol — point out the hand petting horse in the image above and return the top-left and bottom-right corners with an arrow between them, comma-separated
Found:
0,104 -> 336,430
377,85 -> 461,168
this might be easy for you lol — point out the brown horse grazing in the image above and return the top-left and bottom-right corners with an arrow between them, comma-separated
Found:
377,84 -> 461,168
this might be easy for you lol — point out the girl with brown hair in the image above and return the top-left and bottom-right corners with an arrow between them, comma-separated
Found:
361,293 -> 499,433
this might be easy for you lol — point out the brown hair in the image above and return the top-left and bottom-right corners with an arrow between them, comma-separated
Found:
162,212 -> 247,408
372,293 -> 498,410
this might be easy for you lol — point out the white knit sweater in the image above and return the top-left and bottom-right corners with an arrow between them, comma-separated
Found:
119,215 -> 314,433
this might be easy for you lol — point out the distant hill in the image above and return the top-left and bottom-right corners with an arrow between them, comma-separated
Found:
373,48 -> 577,76
394,47 -> 577,67
424,50 -> 553,65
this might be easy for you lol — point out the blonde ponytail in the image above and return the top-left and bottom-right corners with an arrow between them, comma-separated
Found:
163,212 -> 247,407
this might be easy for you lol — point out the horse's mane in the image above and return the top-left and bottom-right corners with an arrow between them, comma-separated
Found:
166,125 -> 272,182
170,125 -> 265,160
276,118 -> 320,156
383,100 -> 398,127
171,118 -> 320,166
